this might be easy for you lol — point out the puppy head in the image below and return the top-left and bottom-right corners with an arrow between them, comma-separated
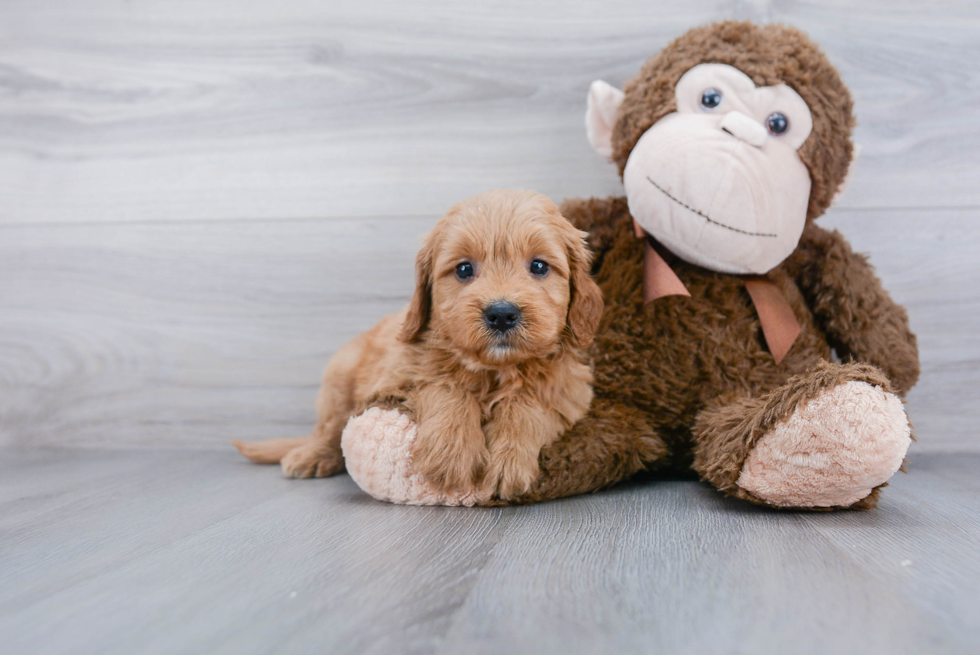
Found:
401,190 -> 603,367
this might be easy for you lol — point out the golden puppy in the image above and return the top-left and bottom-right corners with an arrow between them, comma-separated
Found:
234,189 -> 603,499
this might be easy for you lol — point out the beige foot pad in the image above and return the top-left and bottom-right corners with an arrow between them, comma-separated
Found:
737,381 -> 911,508
341,407 -> 490,506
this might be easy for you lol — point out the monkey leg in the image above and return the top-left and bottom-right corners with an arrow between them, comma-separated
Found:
691,361 -> 912,510
341,398 -> 669,506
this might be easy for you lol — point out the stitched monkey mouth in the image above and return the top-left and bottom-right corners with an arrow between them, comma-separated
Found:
645,176 -> 777,238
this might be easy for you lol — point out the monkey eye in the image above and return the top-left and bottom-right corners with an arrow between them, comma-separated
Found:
455,262 -> 474,280
700,88 -> 723,110
767,112 -> 789,135
529,260 -> 550,277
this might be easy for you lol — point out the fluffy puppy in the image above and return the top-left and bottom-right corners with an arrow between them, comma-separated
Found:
234,189 -> 603,499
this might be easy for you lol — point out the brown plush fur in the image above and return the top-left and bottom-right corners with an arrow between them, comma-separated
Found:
235,189 -> 603,500
477,22 -> 916,509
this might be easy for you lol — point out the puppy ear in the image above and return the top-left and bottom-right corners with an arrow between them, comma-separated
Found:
400,235 -> 435,343
564,227 -> 604,348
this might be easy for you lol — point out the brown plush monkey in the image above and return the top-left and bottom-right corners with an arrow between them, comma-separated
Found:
345,21 -> 920,510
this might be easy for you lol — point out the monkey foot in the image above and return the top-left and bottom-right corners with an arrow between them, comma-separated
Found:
737,381 -> 911,508
341,407 -> 491,506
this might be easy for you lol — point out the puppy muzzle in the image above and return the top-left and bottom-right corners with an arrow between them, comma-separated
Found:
483,301 -> 522,334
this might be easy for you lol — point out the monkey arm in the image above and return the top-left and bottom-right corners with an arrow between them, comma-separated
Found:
341,396 -> 668,506
490,397 -> 670,505
558,196 -> 632,271
788,223 -> 920,396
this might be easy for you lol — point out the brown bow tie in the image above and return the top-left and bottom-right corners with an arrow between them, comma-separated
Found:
634,220 -> 801,365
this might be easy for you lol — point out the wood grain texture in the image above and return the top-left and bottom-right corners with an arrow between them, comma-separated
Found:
1,449 -> 977,654
0,215 -> 425,449
1,0 -> 979,225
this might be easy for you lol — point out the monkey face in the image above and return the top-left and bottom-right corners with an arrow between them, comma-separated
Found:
623,64 -> 813,274
589,64 -> 816,275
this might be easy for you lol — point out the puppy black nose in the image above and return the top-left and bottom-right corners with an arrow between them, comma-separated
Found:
484,301 -> 522,333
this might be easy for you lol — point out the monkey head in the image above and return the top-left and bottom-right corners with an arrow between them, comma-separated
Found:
586,22 -> 855,275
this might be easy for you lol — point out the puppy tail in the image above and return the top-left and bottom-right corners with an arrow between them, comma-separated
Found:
232,436 -> 309,464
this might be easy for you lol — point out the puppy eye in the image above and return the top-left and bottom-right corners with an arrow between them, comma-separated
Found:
700,88 -> 723,110
766,112 -> 789,135
455,262 -> 474,280
530,260 -> 550,277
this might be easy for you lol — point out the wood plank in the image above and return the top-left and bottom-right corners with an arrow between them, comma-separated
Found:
0,207 -> 975,452
438,455 -> 980,654
0,449 -> 513,655
799,456 -> 980,650
0,449 -> 977,654
1,0 -> 979,225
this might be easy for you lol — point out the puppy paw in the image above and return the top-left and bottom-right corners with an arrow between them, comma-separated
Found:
411,429 -> 488,494
737,381 -> 911,508
342,407 -> 491,506
280,443 -> 344,479
487,448 -> 541,500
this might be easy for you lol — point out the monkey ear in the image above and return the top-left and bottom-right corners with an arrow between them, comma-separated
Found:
830,143 -> 861,207
585,80 -> 625,160
564,228 -> 605,348
400,236 -> 435,343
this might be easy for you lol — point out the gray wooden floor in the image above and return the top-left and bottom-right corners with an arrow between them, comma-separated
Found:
3,1 -> 980,653
2,450 -> 978,654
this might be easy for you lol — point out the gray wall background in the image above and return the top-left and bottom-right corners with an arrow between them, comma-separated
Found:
1,0 -> 977,452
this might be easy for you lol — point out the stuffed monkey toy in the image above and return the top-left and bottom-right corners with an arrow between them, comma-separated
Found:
342,21 -> 920,510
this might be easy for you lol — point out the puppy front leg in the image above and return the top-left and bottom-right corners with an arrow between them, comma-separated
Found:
412,384 -> 488,493
484,400 -> 560,500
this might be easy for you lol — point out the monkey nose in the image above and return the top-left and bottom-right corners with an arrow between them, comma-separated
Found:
720,111 -> 768,148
